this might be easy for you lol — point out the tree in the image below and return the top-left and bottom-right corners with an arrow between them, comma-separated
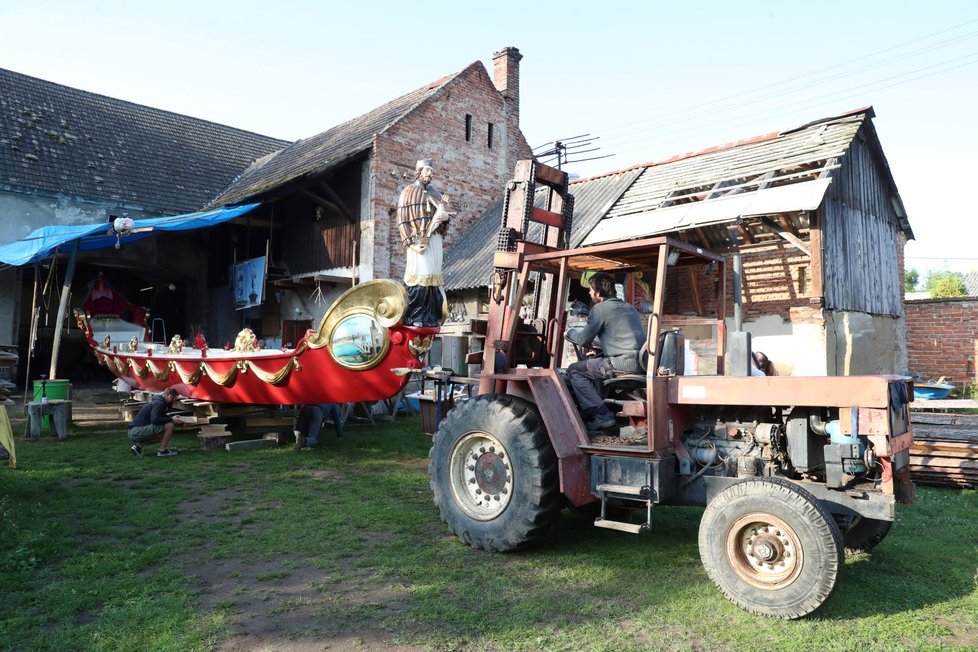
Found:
925,271 -> 966,298
905,268 -> 919,292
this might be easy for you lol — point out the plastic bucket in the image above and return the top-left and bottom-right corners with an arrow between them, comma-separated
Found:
32,379 -> 70,429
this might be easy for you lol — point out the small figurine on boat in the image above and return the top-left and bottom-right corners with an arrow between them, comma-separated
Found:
75,280 -> 438,405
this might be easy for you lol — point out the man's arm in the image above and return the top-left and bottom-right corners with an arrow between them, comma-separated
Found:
566,304 -> 604,347
149,399 -> 173,426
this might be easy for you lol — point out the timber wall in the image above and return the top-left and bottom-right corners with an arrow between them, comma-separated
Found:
820,128 -> 903,316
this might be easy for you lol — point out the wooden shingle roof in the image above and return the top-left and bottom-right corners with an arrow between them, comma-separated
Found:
208,68 -> 468,207
0,68 -> 289,214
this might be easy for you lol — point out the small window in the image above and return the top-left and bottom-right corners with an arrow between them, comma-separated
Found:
487,123 -> 494,149
465,114 -> 472,142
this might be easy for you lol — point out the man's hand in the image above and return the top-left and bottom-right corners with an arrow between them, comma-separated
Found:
410,243 -> 428,254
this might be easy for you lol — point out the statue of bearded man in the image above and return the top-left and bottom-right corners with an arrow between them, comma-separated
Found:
396,159 -> 453,327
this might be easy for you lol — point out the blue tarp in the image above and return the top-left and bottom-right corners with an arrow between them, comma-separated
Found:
0,202 -> 260,266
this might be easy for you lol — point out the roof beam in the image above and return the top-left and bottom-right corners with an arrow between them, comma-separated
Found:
317,180 -> 357,224
300,189 -> 343,217
760,216 -> 811,256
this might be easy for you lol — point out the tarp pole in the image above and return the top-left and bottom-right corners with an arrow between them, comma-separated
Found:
48,240 -> 80,379
22,262 -> 40,413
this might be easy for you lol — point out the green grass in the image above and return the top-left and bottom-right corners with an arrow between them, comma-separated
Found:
1,416 -> 976,651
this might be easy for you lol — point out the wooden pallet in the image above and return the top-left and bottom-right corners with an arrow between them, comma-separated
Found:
909,413 -> 978,488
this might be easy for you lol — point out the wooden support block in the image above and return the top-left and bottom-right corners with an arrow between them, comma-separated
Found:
26,400 -> 70,441
224,438 -> 277,451
263,432 -> 290,445
197,432 -> 233,450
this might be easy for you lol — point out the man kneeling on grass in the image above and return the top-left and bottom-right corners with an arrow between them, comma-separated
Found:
128,387 -> 183,457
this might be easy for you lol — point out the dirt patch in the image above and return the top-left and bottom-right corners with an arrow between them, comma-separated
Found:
178,486 -> 426,651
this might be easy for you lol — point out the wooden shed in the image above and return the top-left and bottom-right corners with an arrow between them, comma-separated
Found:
445,107 -> 914,377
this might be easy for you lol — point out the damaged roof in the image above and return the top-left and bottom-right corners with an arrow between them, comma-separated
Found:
445,108 -> 912,289
584,107 -> 913,247
0,68 -> 289,214
207,69 -> 466,208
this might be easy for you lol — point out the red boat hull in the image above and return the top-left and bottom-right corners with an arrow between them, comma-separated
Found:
75,280 -> 439,405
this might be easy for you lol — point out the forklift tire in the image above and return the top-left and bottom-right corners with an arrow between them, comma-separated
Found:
698,477 -> 844,619
429,394 -> 560,552
842,517 -> 893,555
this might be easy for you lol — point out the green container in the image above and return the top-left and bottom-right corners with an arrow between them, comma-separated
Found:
32,379 -> 71,429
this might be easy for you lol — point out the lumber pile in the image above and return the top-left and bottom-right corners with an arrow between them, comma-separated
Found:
909,413 -> 978,488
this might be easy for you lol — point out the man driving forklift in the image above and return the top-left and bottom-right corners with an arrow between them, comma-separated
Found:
564,272 -> 646,431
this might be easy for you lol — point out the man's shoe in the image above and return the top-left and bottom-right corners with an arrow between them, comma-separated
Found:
156,449 -> 178,457
584,412 -> 617,431
293,434 -> 305,451
130,444 -> 142,457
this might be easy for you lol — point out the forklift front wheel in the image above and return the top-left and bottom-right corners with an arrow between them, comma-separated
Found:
429,394 -> 560,552
698,477 -> 844,619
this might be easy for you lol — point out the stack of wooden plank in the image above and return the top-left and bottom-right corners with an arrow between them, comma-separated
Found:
909,412 -> 978,488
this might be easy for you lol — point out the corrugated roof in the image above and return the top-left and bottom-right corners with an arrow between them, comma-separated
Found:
0,68 -> 289,214
443,168 -> 642,289
208,69 -> 467,207
586,108 -> 913,247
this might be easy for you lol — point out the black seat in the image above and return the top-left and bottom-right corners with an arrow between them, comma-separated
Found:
602,373 -> 646,401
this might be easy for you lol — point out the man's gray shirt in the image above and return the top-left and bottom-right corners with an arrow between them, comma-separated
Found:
566,297 -> 646,372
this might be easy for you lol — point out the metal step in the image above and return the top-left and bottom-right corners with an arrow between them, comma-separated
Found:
595,482 -> 648,497
594,518 -> 645,534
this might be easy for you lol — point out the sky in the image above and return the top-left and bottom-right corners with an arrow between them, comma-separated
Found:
2,1 -> 976,277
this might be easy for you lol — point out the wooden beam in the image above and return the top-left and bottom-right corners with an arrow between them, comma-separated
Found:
300,189 -> 342,216
228,216 -> 280,229
809,209 -> 823,298
760,217 -> 811,256
694,227 -> 711,248
776,215 -> 799,238
678,232 -> 703,315
818,158 -> 838,180
737,223 -> 755,245
318,181 -> 357,224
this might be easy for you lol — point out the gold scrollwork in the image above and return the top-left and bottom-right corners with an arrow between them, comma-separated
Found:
247,357 -> 301,385
201,363 -> 239,387
310,279 -> 407,350
409,335 -> 434,358
167,335 -> 185,354
169,361 -> 203,385
233,329 -> 258,352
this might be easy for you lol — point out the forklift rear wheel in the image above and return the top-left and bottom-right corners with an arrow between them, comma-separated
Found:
698,477 -> 844,619
842,517 -> 893,555
429,394 -> 560,552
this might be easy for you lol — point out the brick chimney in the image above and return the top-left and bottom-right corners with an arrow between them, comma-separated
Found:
492,47 -> 522,122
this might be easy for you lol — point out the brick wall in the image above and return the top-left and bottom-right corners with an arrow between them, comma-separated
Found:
370,60 -> 531,281
905,298 -> 978,389
667,242 -> 813,322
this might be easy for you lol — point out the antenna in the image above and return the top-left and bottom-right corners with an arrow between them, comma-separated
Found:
533,134 -> 614,169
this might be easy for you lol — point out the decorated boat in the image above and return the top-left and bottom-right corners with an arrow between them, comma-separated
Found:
75,280 -> 438,405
